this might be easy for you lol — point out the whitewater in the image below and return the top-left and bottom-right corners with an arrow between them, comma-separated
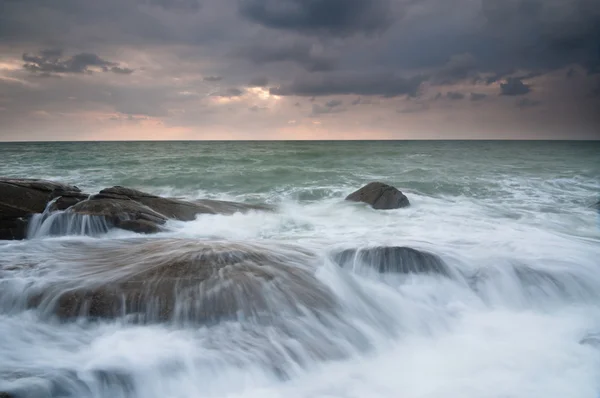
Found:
1,140 -> 599,398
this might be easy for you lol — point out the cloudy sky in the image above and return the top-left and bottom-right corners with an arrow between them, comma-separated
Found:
1,0 -> 599,140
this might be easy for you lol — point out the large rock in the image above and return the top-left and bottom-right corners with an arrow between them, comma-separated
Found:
37,185 -> 273,235
95,186 -> 273,220
345,182 -> 409,209
67,199 -> 168,234
0,178 -> 82,218
332,246 -> 450,276
20,239 -> 337,323
0,178 -> 84,240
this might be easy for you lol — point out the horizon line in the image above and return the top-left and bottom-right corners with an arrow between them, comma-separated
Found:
1,138 -> 599,143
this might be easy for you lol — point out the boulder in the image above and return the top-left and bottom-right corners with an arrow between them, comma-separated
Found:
0,178 -> 82,219
68,199 -> 168,234
0,217 -> 28,240
332,246 -> 450,276
0,178 -> 83,240
95,186 -> 273,220
345,182 -> 409,209
22,239 -> 337,323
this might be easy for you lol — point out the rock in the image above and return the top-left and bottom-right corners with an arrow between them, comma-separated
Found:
25,239 -> 337,323
345,182 -> 409,209
68,199 -> 169,234
0,178 -> 83,240
1,181 -> 273,238
93,186 -> 273,221
0,217 -> 28,240
332,246 -> 450,276
0,178 -> 81,219
48,192 -> 89,212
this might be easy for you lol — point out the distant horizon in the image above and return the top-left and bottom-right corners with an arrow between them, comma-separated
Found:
1,138 -> 599,143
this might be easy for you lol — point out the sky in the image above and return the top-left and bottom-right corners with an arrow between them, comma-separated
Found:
0,0 -> 599,140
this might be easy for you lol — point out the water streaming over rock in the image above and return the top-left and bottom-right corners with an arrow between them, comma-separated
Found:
1,141 -> 599,398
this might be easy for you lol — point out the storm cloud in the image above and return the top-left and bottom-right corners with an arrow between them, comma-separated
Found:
271,72 -> 424,97
238,0 -> 394,36
0,0 -> 598,140
21,50 -> 133,76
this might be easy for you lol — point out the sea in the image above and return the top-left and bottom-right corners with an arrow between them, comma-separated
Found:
0,140 -> 599,398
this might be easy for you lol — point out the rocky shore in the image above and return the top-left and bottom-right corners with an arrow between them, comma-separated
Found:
1,178 -> 410,239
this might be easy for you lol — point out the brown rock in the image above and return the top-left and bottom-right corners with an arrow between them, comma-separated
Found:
68,199 -> 168,233
0,178 -> 83,240
345,182 -> 410,209
0,178 -> 81,219
0,217 -> 28,240
26,239 -> 336,323
95,186 -> 273,221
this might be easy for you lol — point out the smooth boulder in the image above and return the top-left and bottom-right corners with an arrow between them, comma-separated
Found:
23,239 -> 337,323
345,182 -> 409,209
332,246 -> 450,276
68,199 -> 168,234
64,186 -> 273,234
0,178 -> 84,239
95,186 -> 273,220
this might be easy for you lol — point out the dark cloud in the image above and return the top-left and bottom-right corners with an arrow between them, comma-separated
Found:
247,77 -> 269,87
22,50 -> 133,76
470,92 -> 487,101
446,91 -> 465,100
480,0 -> 600,73
237,40 -> 335,72
140,0 -> 201,11
1,0 -> 599,139
434,54 -> 478,85
311,99 -> 345,115
271,72 -> 424,97
239,0 -> 393,36
500,77 -> 531,96
516,98 -> 541,108
204,76 -> 223,82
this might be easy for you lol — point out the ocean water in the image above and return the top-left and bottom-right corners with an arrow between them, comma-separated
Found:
1,140 -> 599,398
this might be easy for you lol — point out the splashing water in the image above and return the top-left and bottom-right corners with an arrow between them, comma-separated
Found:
1,141 -> 600,398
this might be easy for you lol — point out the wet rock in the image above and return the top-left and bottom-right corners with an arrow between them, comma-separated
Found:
95,186 -> 273,221
332,246 -> 449,276
0,218 -> 28,240
0,178 -> 81,219
345,182 -> 409,209
68,199 -> 169,234
26,239 -> 337,323
0,178 -> 83,240
48,192 -> 89,212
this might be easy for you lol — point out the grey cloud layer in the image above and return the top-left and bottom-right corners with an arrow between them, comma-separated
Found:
1,0 -> 599,139
22,50 -> 134,76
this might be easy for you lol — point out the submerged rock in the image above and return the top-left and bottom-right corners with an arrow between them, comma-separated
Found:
0,178 -> 83,239
332,246 -> 449,276
25,239 -> 337,323
345,182 -> 409,210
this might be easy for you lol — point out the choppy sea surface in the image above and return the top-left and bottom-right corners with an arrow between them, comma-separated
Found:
1,140 -> 599,398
